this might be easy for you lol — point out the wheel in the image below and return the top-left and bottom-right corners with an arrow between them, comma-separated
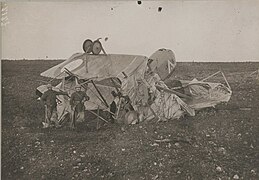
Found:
82,39 -> 93,53
92,41 -> 102,55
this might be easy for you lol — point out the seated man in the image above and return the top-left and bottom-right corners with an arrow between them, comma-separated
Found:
70,84 -> 90,129
122,95 -> 134,113
109,91 -> 120,123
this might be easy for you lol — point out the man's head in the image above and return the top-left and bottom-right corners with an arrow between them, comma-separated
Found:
75,84 -> 81,91
111,91 -> 117,98
124,95 -> 130,103
46,84 -> 52,90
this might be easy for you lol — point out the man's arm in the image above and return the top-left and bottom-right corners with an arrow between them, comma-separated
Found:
41,92 -> 47,104
83,92 -> 90,101
54,90 -> 68,96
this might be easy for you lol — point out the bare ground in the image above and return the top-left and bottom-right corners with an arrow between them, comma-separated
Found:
1,60 -> 259,180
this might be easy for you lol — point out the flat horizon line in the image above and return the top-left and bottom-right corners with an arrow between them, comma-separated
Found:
2,58 -> 259,63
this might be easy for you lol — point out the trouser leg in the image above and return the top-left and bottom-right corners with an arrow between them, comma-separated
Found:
51,107 -> 60,127
70,109 -> 77,128
70,103 -> 84,128
45,106 -> 52,125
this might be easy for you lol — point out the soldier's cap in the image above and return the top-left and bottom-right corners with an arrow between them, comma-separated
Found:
46,84 -> 52,88
75,84 -> 81,88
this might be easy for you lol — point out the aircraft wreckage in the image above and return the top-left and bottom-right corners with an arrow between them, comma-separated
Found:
36,38 -> 232,126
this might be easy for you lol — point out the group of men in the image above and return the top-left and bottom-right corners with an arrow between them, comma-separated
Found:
41,83 -> 136,129
41,84 -> 89,129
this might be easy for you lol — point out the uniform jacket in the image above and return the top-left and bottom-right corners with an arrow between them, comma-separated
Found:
41,89 -> 67,107
70,91 -> 89,107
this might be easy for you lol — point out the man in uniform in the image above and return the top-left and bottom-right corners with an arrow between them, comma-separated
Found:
70,84 -> 90,129
41,84 -> 68,128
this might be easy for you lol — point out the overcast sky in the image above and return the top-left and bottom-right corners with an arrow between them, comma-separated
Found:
2,1 -> 259,61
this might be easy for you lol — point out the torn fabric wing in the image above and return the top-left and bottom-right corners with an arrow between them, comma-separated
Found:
183,78 -> 232,110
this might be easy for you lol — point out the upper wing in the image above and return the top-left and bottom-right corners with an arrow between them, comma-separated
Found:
40,53 -> 148,81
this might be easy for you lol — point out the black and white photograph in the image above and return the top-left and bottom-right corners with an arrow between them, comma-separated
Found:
1,1 -> 259,179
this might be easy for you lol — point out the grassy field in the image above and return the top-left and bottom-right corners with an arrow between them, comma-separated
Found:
2,60 -> 259,179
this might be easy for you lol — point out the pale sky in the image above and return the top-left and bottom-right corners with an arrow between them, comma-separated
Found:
1,1 -> 259,61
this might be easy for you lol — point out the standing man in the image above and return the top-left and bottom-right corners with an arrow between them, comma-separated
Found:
70,84 -> 90,129
41,84 -> 68,128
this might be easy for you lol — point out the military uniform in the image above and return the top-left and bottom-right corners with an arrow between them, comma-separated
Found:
41,89 -> 67,128
70,90 -> 89,128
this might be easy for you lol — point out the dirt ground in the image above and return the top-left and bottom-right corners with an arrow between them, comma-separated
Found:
2,60 -> 259,180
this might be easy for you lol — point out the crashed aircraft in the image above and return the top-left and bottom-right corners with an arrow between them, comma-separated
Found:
36,39 -> 232,125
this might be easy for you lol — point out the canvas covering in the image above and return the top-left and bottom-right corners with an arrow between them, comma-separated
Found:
38,52 -> 232,125
38,53 -> 195,123
183,78 -> 232,109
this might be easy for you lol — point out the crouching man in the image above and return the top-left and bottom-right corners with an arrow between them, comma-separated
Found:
70,84 -> 90,129
41,84 -> 68,128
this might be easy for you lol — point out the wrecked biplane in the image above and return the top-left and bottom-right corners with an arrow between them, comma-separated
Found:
36,39 -> 232,126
